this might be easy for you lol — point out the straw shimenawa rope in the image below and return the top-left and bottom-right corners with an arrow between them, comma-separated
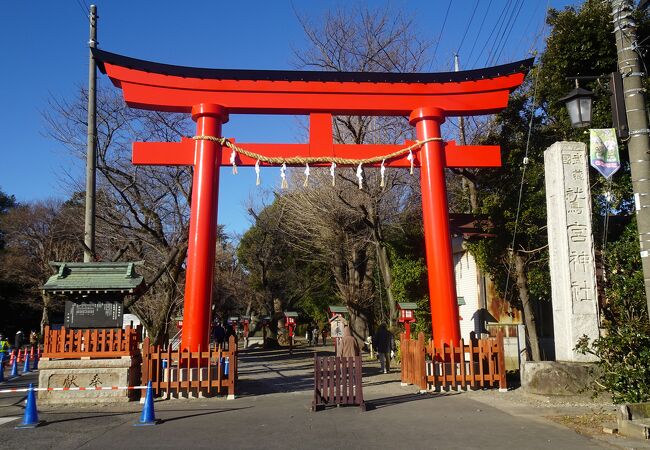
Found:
191,135 -> 442,166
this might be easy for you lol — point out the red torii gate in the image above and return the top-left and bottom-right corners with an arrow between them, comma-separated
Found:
93,49 -> 531,351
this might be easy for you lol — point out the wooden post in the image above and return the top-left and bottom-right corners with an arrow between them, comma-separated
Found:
468,338 -> 476,388
450,340 -> 457,389
496,330 -> 508,391
459,338 -> 466,390
400,333 -> 407,385
228,335 -> 236,398
417,332 -> 427,391
487,337 -> 496,387
141,337 -> 150,388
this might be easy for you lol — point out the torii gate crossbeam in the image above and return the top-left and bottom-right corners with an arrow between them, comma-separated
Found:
94,49 -> 532,350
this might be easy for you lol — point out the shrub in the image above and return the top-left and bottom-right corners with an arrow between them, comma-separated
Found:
576,220 -> 650,403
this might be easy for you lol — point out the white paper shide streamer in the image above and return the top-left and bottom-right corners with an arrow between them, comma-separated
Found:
303,163 -> 310,187
380,159 -> 386,188
356,163 -> 363,189
230,148 -> 238,174
255,159 -> 261,186
330,162 -> 337,186
280,162 -> 288,189
406,149 -> 414,175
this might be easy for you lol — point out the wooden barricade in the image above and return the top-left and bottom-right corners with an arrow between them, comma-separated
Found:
399,332 -> 427,390
42,326 -> 140,359
399,331 -> 507,391
141,335 -> 238,399
312,356 -> 366,411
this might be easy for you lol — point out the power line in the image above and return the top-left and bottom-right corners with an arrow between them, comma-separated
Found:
492,0 -> 526,64
483,0 -> 514,66
432,0 -> 452,63
466,0 -> 494,66
470,0 -> 512,68
502,0 -> 550,304
487,0 -> 521,66
514,1 -> 544,58
457,0 -> 480,55
74,0 -> 90,22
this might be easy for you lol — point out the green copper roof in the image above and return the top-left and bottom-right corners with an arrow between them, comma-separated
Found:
328,305 -> 348,314
397,302 -> 418,310
284,311 -> 299,318
42,261 -> 145,294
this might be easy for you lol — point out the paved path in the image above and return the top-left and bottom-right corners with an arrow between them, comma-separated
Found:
0,344 -> 645,449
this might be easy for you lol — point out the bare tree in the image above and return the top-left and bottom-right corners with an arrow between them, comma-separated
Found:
1,200 -> 82,332
44,88 -> 193,344
291,6 -> 432,329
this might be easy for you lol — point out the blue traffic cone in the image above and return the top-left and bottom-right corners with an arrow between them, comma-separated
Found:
22,354 -> 30,374
15,384 -> 42,428
32,353 -> 38,371
134,380 -> 159,426
10,357 -> 18,377
0,362 -> 4,383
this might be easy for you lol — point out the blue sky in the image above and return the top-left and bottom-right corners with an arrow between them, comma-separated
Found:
0,0 -> 578,236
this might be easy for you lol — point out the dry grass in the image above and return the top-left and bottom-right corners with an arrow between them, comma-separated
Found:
547,410 -> 616,437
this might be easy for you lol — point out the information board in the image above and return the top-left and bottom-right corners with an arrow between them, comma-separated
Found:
64,299 -> 124,329
330,315 -> 346,338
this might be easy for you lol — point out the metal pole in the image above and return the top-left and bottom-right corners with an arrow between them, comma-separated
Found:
611,0 -> 650,319
84,5 -> 98,262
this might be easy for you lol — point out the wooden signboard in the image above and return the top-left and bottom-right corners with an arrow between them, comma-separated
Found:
330,314 -> 347,338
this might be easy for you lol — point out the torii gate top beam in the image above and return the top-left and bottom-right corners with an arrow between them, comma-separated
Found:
93,48 -> 533,116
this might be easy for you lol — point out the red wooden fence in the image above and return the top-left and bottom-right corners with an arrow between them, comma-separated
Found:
400,331 -> 507,391
312,356 -> 365,411
42,326 -> 140,359
141,335 -> 238,399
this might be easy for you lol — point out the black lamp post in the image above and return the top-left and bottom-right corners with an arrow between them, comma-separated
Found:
559,81 -> 594,128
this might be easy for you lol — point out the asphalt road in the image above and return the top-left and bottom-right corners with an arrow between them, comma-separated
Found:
0,344 -> 639,449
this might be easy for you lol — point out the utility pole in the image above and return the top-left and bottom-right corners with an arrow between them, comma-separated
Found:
611,0 -> 650,319
454,54 -> 468,147
84,4 -> 98,262
454,54 -> 478,212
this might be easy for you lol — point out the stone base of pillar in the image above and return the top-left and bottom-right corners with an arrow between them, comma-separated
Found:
37,356 -> 141,404
520,361 -> 601,396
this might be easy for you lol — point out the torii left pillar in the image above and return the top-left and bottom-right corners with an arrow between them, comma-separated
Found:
182,104 -> 228,352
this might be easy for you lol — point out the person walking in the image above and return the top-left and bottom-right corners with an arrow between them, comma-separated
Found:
321,328 -> 328,346
14,330 -> 24,350
373,323 -> 394,373
0,334 -> 9,365
29,330 -> 39,351
336,326 -> 360,358
213,322 -> 226,348
312,327 -> 319,346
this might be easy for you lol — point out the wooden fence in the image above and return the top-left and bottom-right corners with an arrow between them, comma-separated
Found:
141,335 -> 238,399
42,326 -> 140,359
312,356 -> 366,411
400,332 -> 507,391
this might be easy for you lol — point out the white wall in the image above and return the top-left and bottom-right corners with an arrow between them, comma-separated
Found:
453,239 -> 482,341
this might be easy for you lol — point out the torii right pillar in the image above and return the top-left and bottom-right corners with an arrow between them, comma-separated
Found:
410,107 -> 461,347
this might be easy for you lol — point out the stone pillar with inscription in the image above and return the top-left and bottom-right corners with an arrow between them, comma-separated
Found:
544,141 -> 599,362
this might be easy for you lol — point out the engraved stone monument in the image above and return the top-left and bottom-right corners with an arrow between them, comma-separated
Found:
544,141 -> 600,362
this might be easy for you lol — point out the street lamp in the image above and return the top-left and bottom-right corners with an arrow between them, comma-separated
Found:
560,81 -> 594,128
